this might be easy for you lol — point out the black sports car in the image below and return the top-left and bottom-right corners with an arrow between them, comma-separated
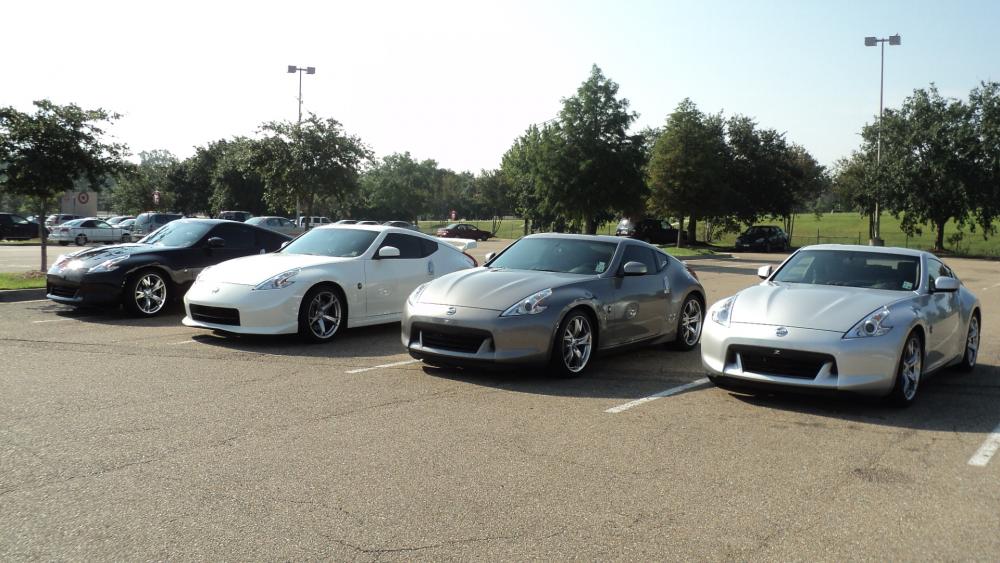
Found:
734,225 -> 789,252
46,219 -> 290,316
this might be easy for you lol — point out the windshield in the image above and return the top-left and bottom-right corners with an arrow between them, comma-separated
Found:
773,249 -> 921,291
62,219 -> 86,227
489,237 -> 618,275
743,227 -> 768,236
138,220 -> 213,247
280,228 -> 379,257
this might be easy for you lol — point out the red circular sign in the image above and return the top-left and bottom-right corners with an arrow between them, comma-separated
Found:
77,192 -> 89,204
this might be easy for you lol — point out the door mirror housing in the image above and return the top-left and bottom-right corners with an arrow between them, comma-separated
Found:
377,246 -> 400,258
757,265 -> 773,279
207,237 -> 226,248
933,276 -> 959,292
484,252 -> 496,263
622,261 -> 648,276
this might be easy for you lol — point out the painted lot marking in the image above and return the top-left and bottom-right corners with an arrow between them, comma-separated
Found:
0,299 -> 49,304
968,422 -> 1000,467
346,359 -> 420,374
32,318 -> 73,324
168,340 -> 197,345
605,377 -> 710,413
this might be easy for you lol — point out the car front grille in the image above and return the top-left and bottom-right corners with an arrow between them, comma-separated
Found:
729,345 -> 836,379
189,304 -> 241,326
47,284 -> 78,298
414,323 -> 490,353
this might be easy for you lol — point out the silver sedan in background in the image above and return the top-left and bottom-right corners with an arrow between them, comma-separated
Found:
702,245 -> 981,406
403,233 -> 706,376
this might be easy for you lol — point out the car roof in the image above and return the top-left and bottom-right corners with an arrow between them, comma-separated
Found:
801,244 -> 928,259
524,232 -> 625,244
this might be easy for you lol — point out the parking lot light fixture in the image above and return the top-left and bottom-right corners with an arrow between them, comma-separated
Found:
864,34 -> 902,246
287,65 -> 316,226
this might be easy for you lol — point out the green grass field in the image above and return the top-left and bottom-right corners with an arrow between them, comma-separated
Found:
0,271 -> 46,290
0,238 -> 43,246
420,214 -> 1000,257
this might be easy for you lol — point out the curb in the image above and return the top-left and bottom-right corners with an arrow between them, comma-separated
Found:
0,288 -> 46,303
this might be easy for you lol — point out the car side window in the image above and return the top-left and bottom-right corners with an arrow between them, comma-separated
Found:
81,220 -> 96,228
96,221 -> 111,229
211,224 -> 254,248
254,228 -> 286,250
621,245 -> 657,274
419,238 -> 438,258
380,233 -> 422,259
655,251 -> 670,272
927,258 -> 947,291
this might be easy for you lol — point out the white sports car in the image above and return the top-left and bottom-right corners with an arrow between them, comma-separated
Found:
182,225 -> 477,342
702,245 -> 981,406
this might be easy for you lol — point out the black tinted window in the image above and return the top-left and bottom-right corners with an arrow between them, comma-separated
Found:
381,233 -> 423,259
211,224 -> 254,248
622,245 -> 657,274
254,228 -> 288,250
420,238 -> 438,257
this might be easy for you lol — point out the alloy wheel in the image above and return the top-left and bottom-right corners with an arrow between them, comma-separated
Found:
900,336 -> 922,401
561,315 -> 593,373
966,316 -> 980,368
680,298 -> 703,346
308,290 -> 342,339
134,273 -> 167,315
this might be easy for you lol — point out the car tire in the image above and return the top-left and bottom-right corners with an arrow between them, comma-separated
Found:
956,313 -> 980,372
672,294 -> 704,351
298,284 -> 344,343
75,234 -> 87,246
550,309 -> 595,377
887,331 -> 923,407
124,268 -> 169,317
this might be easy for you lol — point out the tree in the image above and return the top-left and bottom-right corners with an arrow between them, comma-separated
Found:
472,169 -> 514,234
970,81 -> 1000,238
110,149 -> 178,214
255,114 -> 371,228
0,100 -> 127,270
207,138 -> 268,216
647,99 -> 730,244
358,152 -> 434,220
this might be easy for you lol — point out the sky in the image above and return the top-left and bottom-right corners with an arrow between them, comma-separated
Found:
3,0 -> 998,173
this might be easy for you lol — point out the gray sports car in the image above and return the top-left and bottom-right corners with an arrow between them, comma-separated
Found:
402,233 -> 706,376
702,245 -> 981,406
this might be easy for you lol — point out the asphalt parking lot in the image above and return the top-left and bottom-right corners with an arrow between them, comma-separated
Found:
1,242 -> 998,559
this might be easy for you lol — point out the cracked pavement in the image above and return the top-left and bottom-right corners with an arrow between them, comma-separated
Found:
1,250 -> 998,560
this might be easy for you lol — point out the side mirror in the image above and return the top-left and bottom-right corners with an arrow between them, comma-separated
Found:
377,246 -> 400,258
484,252 -> 496,263
757,265 -> 773,279
622,261 -> 648,276
207,237 -> 226,248
279,240 -> 291,251
933,276 -> 959,292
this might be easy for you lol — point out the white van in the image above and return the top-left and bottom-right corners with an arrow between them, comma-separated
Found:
297,216 -> 332,229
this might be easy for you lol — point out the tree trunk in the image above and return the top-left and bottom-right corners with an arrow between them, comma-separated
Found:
676,217 -> 684,248
585,217 -> 597,235
523,218 -> 529,236
935,219 -> 946,251
38,202 -> 48,272
305,192 -> 315,232
687,215 -> 697,244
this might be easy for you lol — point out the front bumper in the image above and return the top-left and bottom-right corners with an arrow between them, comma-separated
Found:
402,301 -> 557,367
701,320 -> 905,396
46,270 -> 123,306
182,280 -> 303,335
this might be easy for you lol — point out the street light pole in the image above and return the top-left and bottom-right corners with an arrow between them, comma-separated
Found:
864,34 -> 901,246
287,65 -> 315,227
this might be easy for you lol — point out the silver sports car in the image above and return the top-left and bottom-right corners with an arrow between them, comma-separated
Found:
402,233 -> 706,376
702,245 -> 981,405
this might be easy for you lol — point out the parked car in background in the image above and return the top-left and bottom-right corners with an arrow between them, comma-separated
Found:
734,225 -> 789,252
298,216 -> 332,229
383,220 -> 421,231
131,212 -> 184,238
404,233 -> 706,376
0,212 -> 48,240
46,219 -> 290,317
183,225 -> 477,342
246,216 -> 304,237
436,223 -> 492,241
357,220 -> 381,225
44,214 -> 83,228
335,219 -> 358,225
106,215 -> 134,226
117,218 -> 136,233
615,218 -> 684,244
48,218 -> 131,246
702,245 -> 981,406
218,210 -> 252,222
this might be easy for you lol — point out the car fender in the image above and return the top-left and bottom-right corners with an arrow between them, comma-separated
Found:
547,286 -> 604,348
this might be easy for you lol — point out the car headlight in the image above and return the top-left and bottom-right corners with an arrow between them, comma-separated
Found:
408,282 -> 430,306
501,288 -> 552,317
253,268 -> 300,290
88,255 -> 129,273
844,306 -> 892,339
709,296 -> 737,327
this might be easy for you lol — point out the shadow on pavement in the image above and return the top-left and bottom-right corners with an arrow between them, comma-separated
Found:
187,322 -> 404,360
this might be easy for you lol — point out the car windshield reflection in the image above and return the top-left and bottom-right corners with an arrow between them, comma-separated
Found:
139,220 -> 213,247
489,238 -> 617,275
773,250 -> 921,291
280,228 -> 379,257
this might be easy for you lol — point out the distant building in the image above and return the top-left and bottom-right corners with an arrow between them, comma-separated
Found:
59,190 -> 98,217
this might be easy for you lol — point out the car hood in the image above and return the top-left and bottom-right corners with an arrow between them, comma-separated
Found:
52,243 -> 155,267
730,282 -> 910,332
419,267 -> 591,311
196,253 -> 353,286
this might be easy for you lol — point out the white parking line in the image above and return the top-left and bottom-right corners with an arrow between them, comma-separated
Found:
346,359 -> 420,374
605,378 -> 711,413
168,340 -> 197,345
31,318 -> 72,324
0,299 -> 49,304
968,422 -> 1000,467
